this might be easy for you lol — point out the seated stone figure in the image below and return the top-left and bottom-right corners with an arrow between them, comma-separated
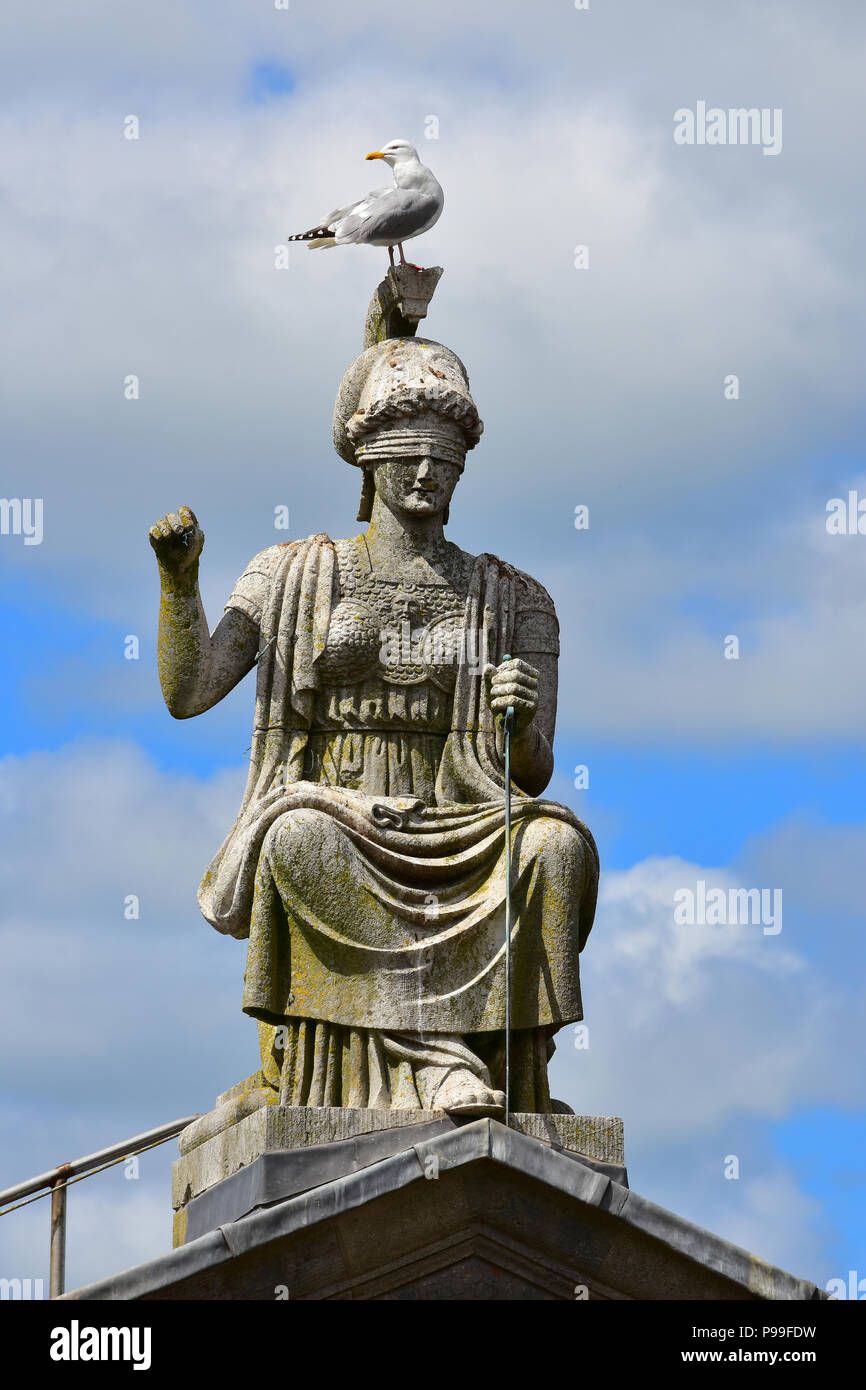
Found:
150,337 -> 598,1118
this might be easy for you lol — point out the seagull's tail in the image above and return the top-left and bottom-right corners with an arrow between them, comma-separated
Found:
288,225 -> 337,249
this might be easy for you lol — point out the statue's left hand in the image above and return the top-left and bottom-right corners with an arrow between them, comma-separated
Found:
483,657 -> 539,736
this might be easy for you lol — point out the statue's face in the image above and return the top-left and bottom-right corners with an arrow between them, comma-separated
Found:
373,455 -> 462,520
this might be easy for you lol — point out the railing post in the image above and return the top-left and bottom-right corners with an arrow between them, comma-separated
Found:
0,1114 -> 199,1298
49,1164 -> 71,1299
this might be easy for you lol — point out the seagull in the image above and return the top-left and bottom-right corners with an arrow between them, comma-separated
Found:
288,139 -> 444,269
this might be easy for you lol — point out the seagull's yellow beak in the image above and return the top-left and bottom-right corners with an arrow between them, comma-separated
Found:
365,150 -> 385,160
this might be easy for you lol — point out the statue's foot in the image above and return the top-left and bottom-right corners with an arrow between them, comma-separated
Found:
433,1067 -> 506,1117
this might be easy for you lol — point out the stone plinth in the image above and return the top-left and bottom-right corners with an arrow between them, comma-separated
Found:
171,1103 -> 626,1247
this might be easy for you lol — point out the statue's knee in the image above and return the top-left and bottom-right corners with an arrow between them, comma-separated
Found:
516,816 -> 588,883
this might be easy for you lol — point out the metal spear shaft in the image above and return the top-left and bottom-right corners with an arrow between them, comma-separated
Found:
502,655 -> 515,1128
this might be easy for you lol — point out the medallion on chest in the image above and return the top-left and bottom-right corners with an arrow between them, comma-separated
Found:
317,540 -> 470,688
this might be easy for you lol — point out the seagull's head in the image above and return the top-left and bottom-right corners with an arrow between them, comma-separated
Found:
365,139 -> 419,167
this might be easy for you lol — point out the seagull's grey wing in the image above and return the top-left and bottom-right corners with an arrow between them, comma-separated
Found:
334,186 -> 442,246
323,187 -> 390,228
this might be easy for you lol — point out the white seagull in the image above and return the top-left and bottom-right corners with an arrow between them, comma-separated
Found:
288,139 -> 444,269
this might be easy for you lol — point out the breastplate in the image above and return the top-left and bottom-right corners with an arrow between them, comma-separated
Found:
317,538 -> 470,690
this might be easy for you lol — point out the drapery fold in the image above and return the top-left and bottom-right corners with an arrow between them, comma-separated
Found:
195,534 -> 598,1110
269,1018 -> 554,1111
199,535 -> 596,942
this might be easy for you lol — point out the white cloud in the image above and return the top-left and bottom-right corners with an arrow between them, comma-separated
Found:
0,2 -> 862,690
0,741 -> 255,1115
556,852 -> 860,1136
3,78 -> 864,742
547,848 -> 863,1279
552,478 -> 866,739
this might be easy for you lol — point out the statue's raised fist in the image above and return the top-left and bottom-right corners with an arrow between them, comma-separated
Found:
149,506 -> 204,575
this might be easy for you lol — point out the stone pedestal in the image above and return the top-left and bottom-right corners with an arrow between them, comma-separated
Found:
171,1101 -> 627,1247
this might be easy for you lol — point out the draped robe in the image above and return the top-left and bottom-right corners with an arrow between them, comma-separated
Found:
197,534 -> 598,1112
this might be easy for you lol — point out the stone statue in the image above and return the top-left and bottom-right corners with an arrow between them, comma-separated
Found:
150,329 -> 598,1120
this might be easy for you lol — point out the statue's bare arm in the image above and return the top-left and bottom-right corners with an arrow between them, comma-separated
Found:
484,652 -> 557,797
149,507 -> 259,719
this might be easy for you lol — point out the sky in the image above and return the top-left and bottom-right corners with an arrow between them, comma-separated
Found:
0,0 -> 864,1297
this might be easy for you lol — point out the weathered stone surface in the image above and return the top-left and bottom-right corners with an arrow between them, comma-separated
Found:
172,1105 -> 625,1216
174,1115 -> 628,1246
508,1111 -> 624,1162
178,1073 -> 276,1156
362,265 -> 444,346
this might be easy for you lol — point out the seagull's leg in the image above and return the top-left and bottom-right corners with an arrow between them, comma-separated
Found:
398,242 -> 424,271
388,245 -> 395,267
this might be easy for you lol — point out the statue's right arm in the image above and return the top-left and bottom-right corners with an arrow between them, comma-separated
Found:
149,507 -> 260,719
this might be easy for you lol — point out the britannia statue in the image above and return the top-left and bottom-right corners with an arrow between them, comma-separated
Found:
150,317 -> 598,1120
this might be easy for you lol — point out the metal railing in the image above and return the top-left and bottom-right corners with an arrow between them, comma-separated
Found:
0,1115 -> 199,1297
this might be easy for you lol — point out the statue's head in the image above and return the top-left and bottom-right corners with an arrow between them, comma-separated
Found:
333,338 -> 484,522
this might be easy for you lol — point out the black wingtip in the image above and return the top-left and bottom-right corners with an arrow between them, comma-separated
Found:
287,226 -> 332,242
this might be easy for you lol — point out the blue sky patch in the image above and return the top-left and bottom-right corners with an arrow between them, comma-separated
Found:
247,61 -> 296,104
